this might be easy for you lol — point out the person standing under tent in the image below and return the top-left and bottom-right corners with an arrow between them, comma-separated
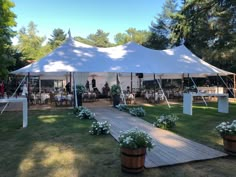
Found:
85,80 -> 90,91
22,83 -> 28,97
65,82 -> 71,94
92,78 -> 96,89
0,81 -> 4,98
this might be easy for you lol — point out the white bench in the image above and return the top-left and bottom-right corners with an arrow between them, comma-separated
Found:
183,93 -> 229,115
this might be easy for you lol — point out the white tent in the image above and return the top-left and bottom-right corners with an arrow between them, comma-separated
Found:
11,36 -> 235,106
12,37 -> 233,77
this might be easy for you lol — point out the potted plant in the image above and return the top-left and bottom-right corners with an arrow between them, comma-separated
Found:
76,84 -> 86,106
111,84 -> 121,107
118,128 -> 154,173
216,120 -> 236,155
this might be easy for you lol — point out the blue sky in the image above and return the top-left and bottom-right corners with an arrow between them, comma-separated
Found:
12,0 -> 176,42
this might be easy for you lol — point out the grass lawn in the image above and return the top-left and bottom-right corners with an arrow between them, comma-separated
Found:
0,103 -> 236,177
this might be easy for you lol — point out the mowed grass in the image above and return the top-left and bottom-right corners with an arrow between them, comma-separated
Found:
0,103 -> 235,177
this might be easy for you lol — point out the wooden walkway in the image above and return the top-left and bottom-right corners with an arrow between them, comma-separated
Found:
90,107 -> 227,168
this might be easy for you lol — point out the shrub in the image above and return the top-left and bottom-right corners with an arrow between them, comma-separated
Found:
76,84 -> 86,94
73,106 -> 86,115
111,84 -> 121,96
153,114 -> 179,129
116,104 -> 129,112
89,121 -> 111,135
77,108 -> 95,119
129,107 -> 146,117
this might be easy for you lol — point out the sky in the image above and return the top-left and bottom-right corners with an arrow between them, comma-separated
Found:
11,0 -> 173,43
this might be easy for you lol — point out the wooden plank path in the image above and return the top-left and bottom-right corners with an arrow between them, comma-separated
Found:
90,107 -> 227,168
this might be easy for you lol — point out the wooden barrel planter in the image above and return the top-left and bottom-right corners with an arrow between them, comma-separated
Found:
223,135 -> 236,155
120,147 -> 146,173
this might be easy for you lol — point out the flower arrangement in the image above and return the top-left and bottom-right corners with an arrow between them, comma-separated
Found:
129,107 -> 146,117
153,114 -> 179,129
77,108 -> 95,119
76,84 -> 86,94
118,128 -> 154,150
116,104 -> 129,112
89,121 -> 111,135
216,120 -> 236,136
111,84 -> 121,96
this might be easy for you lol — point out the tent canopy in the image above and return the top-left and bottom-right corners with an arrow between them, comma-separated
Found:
12,37 -> 233,77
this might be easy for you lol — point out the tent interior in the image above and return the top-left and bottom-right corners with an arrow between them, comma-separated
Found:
10,36 -> 236,106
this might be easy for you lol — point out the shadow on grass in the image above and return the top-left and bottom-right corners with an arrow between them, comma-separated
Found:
1,105 -> 236,177
0,109 -> 126,177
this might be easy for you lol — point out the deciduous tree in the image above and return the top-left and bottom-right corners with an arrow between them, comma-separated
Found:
0,0 -> 17,78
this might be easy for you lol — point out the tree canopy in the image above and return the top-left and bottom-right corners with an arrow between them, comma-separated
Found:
0,0 -> 17,78
146,0 -> 178,49
114,28 -> 151,45
17,21 -> 51,61
171,0 -> 236,72
48,28 -> 66,50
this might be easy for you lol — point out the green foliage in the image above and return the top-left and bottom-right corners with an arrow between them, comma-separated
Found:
0,0 -> 17,78
118,128 -> 154,150
114,28 -> 151,45
89,121 -> 111,135
129,107 -> 146,117
153,114 -> 179,129
17,21 -> 52,61
110,84 -> 121,96
76,107 -> 95,119
76,84 -> 86,94
115,104 -> 129,112
73,106 -> 86,115
171,0 -> 236,72
87,29 -> 112,47
74,36 -> 95,46
48,28 -> 66,49
146,0 -> 178,49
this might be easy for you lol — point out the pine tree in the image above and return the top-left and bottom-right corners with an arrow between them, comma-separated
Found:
171,0 -> 236,72
146,0 -> 178,49
48,28 -> 66,50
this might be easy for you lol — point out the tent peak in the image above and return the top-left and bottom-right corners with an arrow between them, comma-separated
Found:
68,29 -> 72,39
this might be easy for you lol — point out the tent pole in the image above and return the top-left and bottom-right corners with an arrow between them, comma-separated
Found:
155,75 -> 171,108
153,74 -> 156,94
181,73 -> 184,92
187,73 -> 190,87
190,77 -> 207,106
117,73 -> 126,105
39,76 -> 41,93
1,75 -> 27,115
130,72 -> 133,93
73,72 -> 78,107
218,75 -> 234,97
27,72 -> 30,107
217,74 -> 219,93
69,72 -> 72,93
234,74 -> 236,98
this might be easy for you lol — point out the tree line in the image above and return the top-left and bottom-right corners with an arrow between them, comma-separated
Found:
0,0 -> 235,79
